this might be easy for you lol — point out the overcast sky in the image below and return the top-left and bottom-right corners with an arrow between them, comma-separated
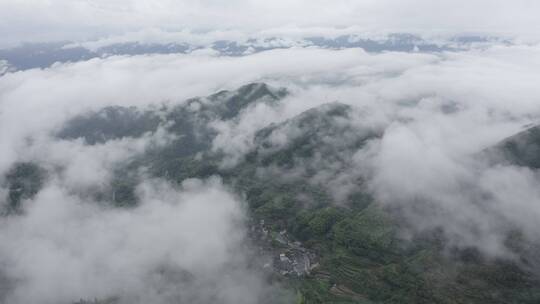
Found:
2,0 -> 540,47
2,2 -> 540,302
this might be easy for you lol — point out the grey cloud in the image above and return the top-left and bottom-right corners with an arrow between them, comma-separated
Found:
204,45 -> 540,260
0,177 -> 287,304
2,41 -> 540,300
1,1 -> 540,47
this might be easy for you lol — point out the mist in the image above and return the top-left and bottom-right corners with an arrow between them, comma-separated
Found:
1,25 -> 540,302
2,0 -> 540,47
0,176 -> 288,304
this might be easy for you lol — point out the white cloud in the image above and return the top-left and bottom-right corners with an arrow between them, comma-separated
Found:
0,177 -> 282,304
0,60 -> 14,75
1,0 -> 540,47
2,1 -> 540,300
2,41 -> 540,274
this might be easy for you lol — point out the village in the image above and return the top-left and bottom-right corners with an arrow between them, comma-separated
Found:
250,219 -> 319,277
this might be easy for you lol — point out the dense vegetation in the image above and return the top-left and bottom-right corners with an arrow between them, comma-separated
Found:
4,83 -> 540,303
2,162 -> 46,214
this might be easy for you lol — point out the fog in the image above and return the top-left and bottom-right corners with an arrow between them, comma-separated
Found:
2,0 -> 540,47
0,177 -> 286,304
1,39 -> 540,302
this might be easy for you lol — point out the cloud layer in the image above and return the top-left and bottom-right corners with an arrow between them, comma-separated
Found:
2,0 -> 540,47
0,177 -> 283,304
2,40 -> 540,301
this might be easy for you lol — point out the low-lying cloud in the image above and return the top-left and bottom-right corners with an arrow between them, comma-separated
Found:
2,41 -> 540,301
2,0 -> 540,47
0,177 -> 284,304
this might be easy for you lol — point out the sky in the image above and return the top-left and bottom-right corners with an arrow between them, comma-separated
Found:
2,1 -> 540,303
2,0 -> 540,47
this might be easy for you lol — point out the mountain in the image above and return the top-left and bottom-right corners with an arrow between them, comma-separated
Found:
3,83 -> 540,304
2,162 -> 46,214
0,34 -> 506,73
489,125 -> 540,168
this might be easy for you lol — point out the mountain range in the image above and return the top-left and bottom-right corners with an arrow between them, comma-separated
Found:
3,83 -> 540,303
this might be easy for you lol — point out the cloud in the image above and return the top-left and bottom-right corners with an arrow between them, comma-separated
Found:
203,44 -> 540,258
0,177 -> 285,304
338,45 -> 540,256
0,47 -> 430,175
361,122 -> 540,258
0,49 -> 319,303
2,41 -> 540,298
1,0 -> 540,47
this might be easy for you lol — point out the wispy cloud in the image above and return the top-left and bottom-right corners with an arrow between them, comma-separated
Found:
1,0 -> 540,47
2,40 -> 540,301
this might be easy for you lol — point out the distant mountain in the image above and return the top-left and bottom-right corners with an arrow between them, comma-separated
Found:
0,34 -> 507,72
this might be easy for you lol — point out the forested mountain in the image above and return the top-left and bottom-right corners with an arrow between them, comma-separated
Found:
4,83 -> 539,304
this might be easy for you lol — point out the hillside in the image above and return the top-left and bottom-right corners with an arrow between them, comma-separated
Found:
3,83 -> 540,304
